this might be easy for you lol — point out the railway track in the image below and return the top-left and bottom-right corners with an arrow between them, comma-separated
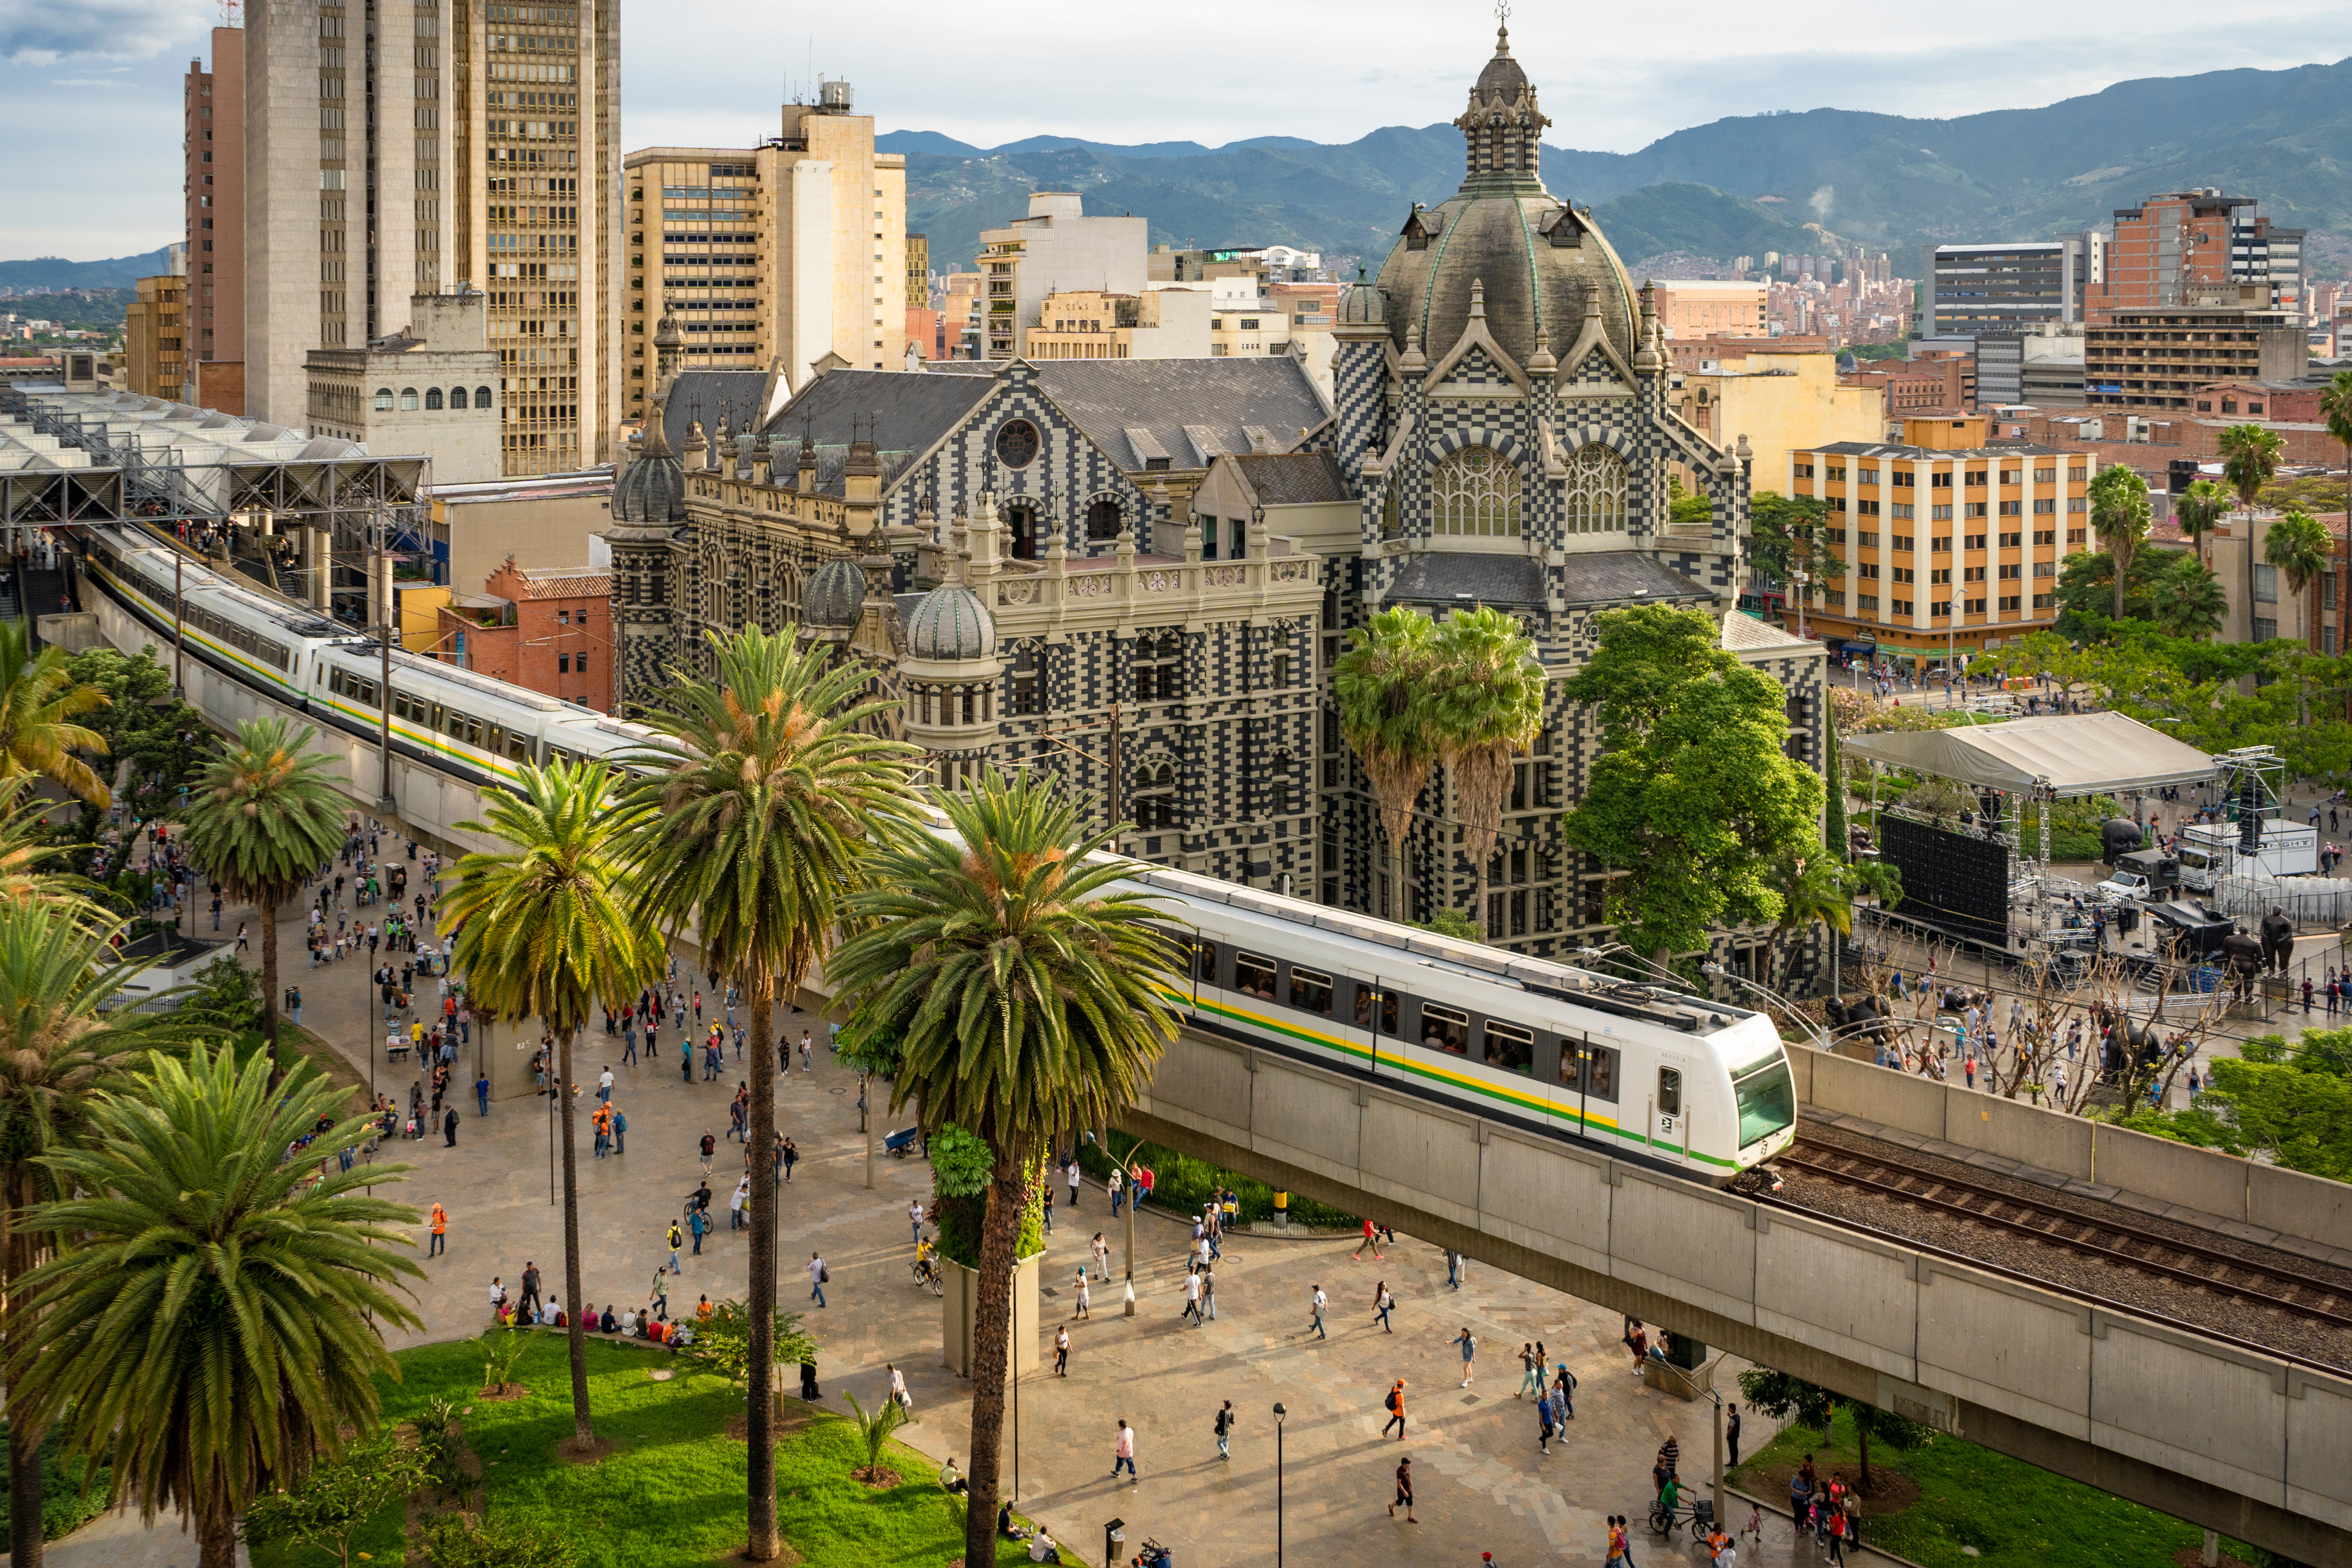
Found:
1775,1140 -> 2352,1332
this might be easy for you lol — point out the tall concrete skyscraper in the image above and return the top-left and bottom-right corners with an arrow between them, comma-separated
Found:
244,0 -> 621,474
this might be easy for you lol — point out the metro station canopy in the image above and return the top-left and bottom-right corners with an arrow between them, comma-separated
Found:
1841,711 -> 2212,798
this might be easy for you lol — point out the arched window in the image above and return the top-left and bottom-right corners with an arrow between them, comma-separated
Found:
1134,631 -> 1183,701
1430,445 -> 1521,537
1564,444 -> 1630,534
1085,498 -> 1122,542
374,388 -> 394,412
450,386 -> 470,409
1135,762 -> 1178,829
476,386 -> 495,409
399,388 -> 420,411
425,388 -> 445,410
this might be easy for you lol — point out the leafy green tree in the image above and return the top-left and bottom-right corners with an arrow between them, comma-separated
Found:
1407,909 -> 1484,942
1430,606 -> 1545,939
2146,552 -> 2229,641
1561,605 -> 1822,969
1331,606 -> 1441,922
5,1048 -> 422,1568
619,625 -> 915,1563
1736,1368 -> 1934,1492
2052,548 -> 2224,637
2265,508 -> 2334,649
2323,370 -> 2352,537
443,760 -> 666,1449
1748,490 -> 1843,606
178,718 -> 347,1074
242,1438 -> 430,1568
829,770 -> 1180,1568
58,648 -> 204,824
2174,478 -> 2232,569
0,906 -> 182,1568
2087,464 -> 2153,623
0,621 -> 108,808
677,1302 -> 820,1418
419,1514 -> 581,1568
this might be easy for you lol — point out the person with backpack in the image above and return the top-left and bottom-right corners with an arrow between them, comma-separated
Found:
1381,1379 -> 1406,1440
1214,1399 -> 1236,1461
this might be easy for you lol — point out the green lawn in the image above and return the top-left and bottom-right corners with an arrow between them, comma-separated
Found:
1728,1404 -> 2257,1568
248,1334 -> 1024,1568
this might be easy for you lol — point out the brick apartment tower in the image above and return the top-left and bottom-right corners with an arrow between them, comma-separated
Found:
186,27 -> 246,412
2090,191 -> 2306,323
244,0 -> 622,473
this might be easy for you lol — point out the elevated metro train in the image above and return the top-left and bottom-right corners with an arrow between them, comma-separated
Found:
74,524 -> 1798,1185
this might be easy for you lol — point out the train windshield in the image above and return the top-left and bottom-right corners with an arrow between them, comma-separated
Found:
1733,1059 -> 1796,1149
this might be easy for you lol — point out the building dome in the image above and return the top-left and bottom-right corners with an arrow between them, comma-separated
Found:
1338,266 -> 1386,325
613,412 -> 686,524
906,581 -> 996,662
803,557 -> 867,628
1374,25 -> 1640,373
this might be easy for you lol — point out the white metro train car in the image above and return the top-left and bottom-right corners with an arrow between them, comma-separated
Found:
78,524 -> 1796,1184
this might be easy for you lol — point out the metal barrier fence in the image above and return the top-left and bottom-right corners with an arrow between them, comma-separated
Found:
2213,874 -> 2352,929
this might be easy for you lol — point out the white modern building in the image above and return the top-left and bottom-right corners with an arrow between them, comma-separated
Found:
974,192 -> 1148,360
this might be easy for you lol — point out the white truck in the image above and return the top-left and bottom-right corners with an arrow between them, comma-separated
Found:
2174,819 -> 2318,892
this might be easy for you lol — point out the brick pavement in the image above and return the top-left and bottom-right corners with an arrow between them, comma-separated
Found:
53,811 -> 1917,1568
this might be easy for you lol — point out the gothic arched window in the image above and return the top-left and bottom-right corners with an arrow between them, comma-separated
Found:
1564,444 -> 1630,534
1086,497 -> 1122,542
1430,445 -> 1521,537
1135,761 -> 1178,829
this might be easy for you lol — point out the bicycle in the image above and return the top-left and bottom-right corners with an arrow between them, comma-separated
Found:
911,1255 -> 942,1296
1646,1499 -> 1710,1541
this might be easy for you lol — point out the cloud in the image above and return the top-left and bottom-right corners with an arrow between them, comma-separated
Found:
47,76 -> 122,86
1809,185 -> 1836,221
0,0 -> 199,62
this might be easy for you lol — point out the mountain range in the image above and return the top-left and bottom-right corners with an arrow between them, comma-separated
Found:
887,55 -> 2352,274
0,249 -> 177,294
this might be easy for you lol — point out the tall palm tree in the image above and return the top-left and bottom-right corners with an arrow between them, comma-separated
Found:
2265,508 -> 2334,650
1769,848 -> 1850,998
179,718 -> 347,1074
0,905 -> 183,1568
829,769 -> 1180,1568
2148,554 -> 2229,641
0,621 -> 109,807
2220,422 -> 2285,642
4,1047 -> 422,1568
442,760 -> 665,1449
619,625 -> 915,1562
2087,464 -> 2152,624
2319,370 -> 2352,540
2174,478 -> 2231,570
1332,605 -> 1441,923
0,775 -> 100,923
1428,606 -> 1545,940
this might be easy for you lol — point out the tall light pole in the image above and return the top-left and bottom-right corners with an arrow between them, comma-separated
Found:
1272,1402 -> 1287,1568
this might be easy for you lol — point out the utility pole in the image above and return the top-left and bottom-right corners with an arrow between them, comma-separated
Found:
373,510 -> 396,811
1105,701 -> 1122,852
172,548 -> 185,698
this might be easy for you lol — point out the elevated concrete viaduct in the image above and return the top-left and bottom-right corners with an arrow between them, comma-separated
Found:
1127,1025 -> 2352,1566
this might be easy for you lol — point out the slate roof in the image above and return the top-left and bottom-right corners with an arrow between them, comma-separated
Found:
1554,550 -> 1716,608
1234,450 -> 1352,506
660,369 -> 771,456
1386,552 -> 1548,607
759,368 -> 997,468
1029,358 -> 1331,471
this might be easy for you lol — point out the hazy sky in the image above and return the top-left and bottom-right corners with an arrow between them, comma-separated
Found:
4,0 -> 2350,259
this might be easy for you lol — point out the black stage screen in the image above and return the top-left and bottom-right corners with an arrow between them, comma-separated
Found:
1878,815 -> 2009,948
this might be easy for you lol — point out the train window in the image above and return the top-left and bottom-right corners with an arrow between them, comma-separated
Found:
1734,1059 -> 1795,1148
1234,952 -> 1276,1002
507,733 -> 532,762
1194,941 -> 1218,985
1420,1004 -> 1468,1055
1563,1043 -> 1619,1103
1287,965 -> 1332,1017
1482,1020 -> 1532,1075
1657,1066 -> 1682,1118
1353,986 -> 1397,1034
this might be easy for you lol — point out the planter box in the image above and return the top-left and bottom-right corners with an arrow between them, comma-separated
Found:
940,1253 -> 1040,1379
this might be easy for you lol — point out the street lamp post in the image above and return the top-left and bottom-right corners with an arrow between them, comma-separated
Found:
1272,1402 -> 1287,1568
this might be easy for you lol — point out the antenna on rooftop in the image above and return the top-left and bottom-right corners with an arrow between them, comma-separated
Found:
220,0 -> 241,24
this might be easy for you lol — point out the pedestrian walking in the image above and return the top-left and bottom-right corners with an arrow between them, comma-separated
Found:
1074,1274 -> 1091,1319
808,1251 -> 828,1307
668,1220 -> 684,1273
475,1073 -> 490,1116
428,1201 -> 447,1256
1108,1165 -> 1124,1216
598,1066 -> 614,1102
1201,1268 -> 1216,1320
1053,1325 -> 1070,1376
1453,1326 -> 1476,1386
1210,1399 -> 1240,1461
1090,1232 -> 1108,1280
1182,1270 -> 1202,1324
1538,1385 -> 1557,1454
909,1197 -> 925,1247
1517,1343 -> 1539,1398
1354,1217 -> 1383,1261
1381,1379 -> 1407,1439
1726,1402 -> 1742,1467
781,1137 -> 797,1181
1554,1363 -> 1577,1418
519,1261 -> 541,1320
1389,1455 -> 1416,1521
1066,1156 -> 1080,1210
1309,1284 -> 1328,1339
690,1207 -> 707,1256
1374,1281 -> 1394,1332
441,1105 -> 458,1146
1445,1248 -> 1463,1289
1111,1420 -> 1136,1482
649,1265 -> 669,1320
613,1106 -> 628,1154
700,1131 -> 716,1175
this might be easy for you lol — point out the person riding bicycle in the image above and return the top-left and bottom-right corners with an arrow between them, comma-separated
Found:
1659,1472 -> 1683,1516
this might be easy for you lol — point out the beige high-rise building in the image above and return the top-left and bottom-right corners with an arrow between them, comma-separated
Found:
186,27 -> 246,408
620,83 -> 907,433
243,0 -> 621,474
125,275 -> 191,400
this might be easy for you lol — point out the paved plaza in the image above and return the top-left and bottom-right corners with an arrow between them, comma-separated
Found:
32,818 -> 1922,1568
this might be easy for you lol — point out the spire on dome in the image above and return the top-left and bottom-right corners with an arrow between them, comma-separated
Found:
1455,5 -> 1548,191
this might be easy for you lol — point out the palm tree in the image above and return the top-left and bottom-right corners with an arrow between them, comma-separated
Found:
4,1047 -> 422,1568
0,905 -> 183,1568
441,760 -> 665,1449
2219,422 -> 2285,641
1769,848 -> 1850,999
179,718 -> 347,1073
829,769 -> 1180,1568
2264,508 -> 2333,649
2086,464 -> 2152,623
2148,554 -> 2229,641
0,775 -> 100,923
0,621 -> 108,807
2319,370 -> 2352,539
1332,605 -> 1441,922
619,625 -> 916,1563
1428,606 -> 1545,940
2174,478 -> 2231,570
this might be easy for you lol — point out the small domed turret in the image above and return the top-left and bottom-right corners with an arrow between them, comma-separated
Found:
803,558 -> 867,629
906,581 -> 995,662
